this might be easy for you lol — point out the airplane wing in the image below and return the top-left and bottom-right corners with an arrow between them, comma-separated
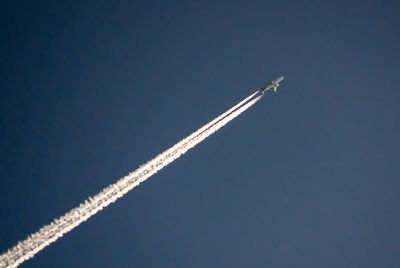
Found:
264,85 -> 273,92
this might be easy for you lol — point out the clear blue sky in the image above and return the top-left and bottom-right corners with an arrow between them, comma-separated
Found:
1,1 -> 400,267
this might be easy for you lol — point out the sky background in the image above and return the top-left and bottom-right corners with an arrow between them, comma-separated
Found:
1,0 -> 400,267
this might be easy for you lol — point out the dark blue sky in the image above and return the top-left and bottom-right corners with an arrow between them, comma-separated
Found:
1,1 -> 400,267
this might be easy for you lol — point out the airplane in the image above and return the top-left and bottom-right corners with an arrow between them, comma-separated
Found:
259,76 -> 284,94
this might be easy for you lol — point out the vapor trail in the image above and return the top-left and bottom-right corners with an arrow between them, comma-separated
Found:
153,91 -> 258,160
0,92 -> 261,268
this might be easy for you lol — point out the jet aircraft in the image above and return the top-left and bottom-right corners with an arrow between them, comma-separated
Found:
259,76 -> 284,94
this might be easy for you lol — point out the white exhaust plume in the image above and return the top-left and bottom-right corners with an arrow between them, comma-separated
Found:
0,93 -> 262,268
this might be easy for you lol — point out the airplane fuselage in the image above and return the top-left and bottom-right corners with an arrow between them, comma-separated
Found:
259,76 -> 284,93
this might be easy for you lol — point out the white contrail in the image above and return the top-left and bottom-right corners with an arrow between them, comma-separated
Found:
0,92 -> 261,268
152,91 -> 258,160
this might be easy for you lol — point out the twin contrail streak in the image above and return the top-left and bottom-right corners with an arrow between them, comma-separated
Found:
0,92 -> 262,268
